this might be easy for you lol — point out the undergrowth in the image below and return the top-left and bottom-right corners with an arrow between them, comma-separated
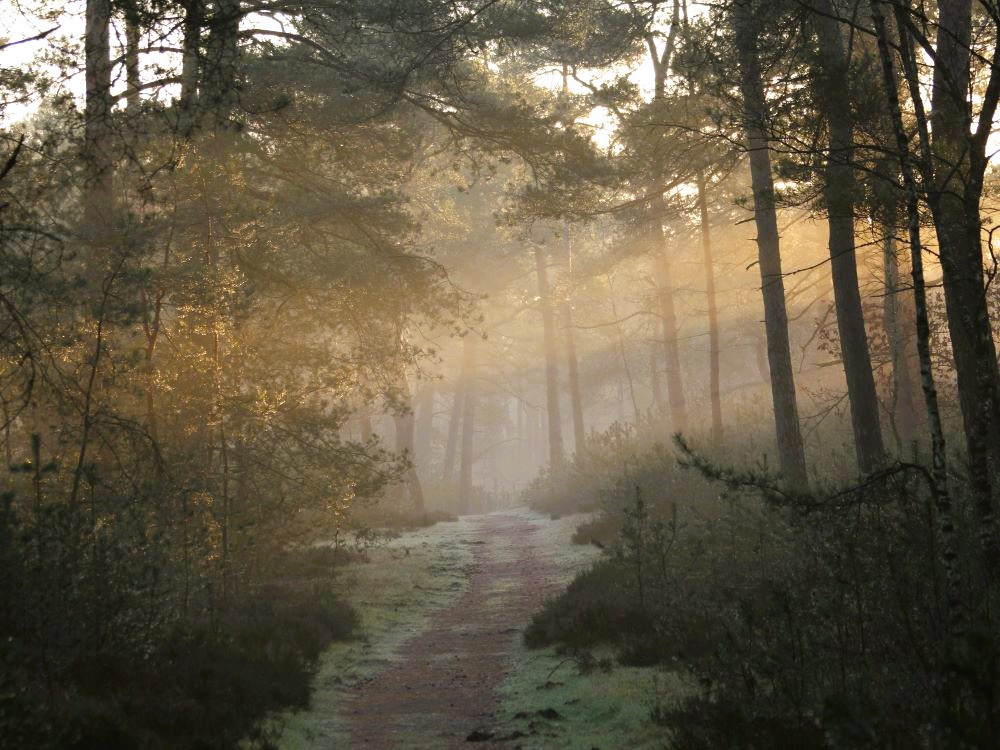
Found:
524,426 -> 1000,749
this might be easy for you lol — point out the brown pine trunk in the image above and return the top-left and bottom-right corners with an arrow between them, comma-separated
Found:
561,301 -> 585,455
179,1 -> 201,134
871,0 -> 962,635
651,216 -> 687,434
414,383 -> 435,473
696,171 -> 723,444
925,0 -> 1000,558
443,350 -> 467,481
535,244 -> 565,473
458,335 -> 478,514
124,4 -> 141,112
394,377 -> 424,513
84,0 -> 113,245
814,0 -> 886,473
733,0 -> 809,490
881,215 -> 924,451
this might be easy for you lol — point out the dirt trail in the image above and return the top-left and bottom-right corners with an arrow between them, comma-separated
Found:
342,513 -> 558,748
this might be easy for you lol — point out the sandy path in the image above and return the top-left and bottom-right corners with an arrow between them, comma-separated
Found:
341,513 -> 558,748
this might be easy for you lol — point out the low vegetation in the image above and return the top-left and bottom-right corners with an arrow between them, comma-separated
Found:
527,426 -> 1000,749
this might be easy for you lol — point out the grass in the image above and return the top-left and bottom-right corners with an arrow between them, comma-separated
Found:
490,511 -> 687,749
493,645 -> 686,749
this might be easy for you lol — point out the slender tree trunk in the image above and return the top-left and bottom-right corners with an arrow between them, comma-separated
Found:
84,0 -> 114,246
608,274 -> 640,425
813,0 -> 886,473
204,0 -> 240,129
124,4 -> 141,112
535,244 -> 565,473
881,212 -> 924,451
733,0 -> 809,490
651,212 -> 687,433
179,1 -> 201,134
414,383 -> 435,473
394,376 -> 424,513
443,361 -> 466,481
871,0 -> 962,635
561,302 -> 585,455
925,0 -> 1000,558
458,335 -> 478,514
696,171 -> 723,444
650,335 -> 664,416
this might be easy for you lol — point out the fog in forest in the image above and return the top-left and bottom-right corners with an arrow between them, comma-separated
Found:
3,0 -> 1000,747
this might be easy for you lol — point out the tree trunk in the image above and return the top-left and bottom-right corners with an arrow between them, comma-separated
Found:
358,406 -> 373,443
650,334 -> 664,417
443,356 -> 466,481
870,0 -> 962,636
84,0 -> 114,246
926,0 -> 1000,558
394,377 -> 424,513
124,4 -> 141,112
561,301 -> 585,456
179,1 -> 201,134
650,212 -> 687,434
813,0 -> 886,474
535,244 -> 565,473
696,170 -> 723,444
414,383 -> 435,473
204,0 -> 240,128
458,335 -> 478,514
733,0 -> 809,490
881,214 -> 924,452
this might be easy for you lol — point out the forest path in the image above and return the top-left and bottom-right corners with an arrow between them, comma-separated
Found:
340,512 -> 559,748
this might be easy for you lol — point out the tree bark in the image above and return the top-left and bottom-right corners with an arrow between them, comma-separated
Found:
561,301 -> 585,455
813,0 -> 886,473
733,0 -> 809,490
179,1 -> 201,134
124,3 -> 141,112
881,214 -> 924,451
696,170 -> 723,444
651,214 -> 688,433
443,372 -> 464,481
458,335 -> 478,514
870,0 -> 962,635
414,382 -> 435,473
84,0 -> 114,245
925,0 -> 1000,557
393,376 -> 424,513
535,243 -> 565,473
204,0 -> 240,128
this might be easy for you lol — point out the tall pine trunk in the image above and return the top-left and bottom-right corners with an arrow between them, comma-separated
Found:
881,213 -> 924,451
696,171 -> 723,444
733,0 -> 809,490
651,212 -> 687,433
458,335 -> 478,514
535,244 -> 565,473
84,0 -> 113,246
870,0 -> 962,636
561,301 -> 585,455
926,0 -> 1000,558
814,0 -> 886,473
393,376 -> 424,513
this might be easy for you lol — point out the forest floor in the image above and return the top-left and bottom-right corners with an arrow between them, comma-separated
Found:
275,508 -> 677,749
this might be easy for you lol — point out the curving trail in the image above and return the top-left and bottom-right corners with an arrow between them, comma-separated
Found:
342,513 -> 558,748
